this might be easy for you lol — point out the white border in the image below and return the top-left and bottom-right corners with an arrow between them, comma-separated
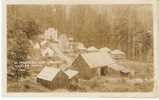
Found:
5,0 -> 153,5
2,0 -> 159,97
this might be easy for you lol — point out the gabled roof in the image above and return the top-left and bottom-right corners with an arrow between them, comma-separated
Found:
37,67 -> 79,81
111,49 -> 125,55
64,69 -> 79,79
81,52 -> 115,68
99,47 -> 111,52
87,46 -> 98,52
37,67 -> 60,81
78,52 -> 133,73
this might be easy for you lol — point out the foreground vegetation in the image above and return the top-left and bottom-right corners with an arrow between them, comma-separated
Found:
7,60 -> 154,92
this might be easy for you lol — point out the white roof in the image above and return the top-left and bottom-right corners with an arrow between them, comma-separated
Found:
81,52 -> 115,68
111,49 -> 125,55
37,67 -> 79,81
37,67 -> 60,81
99,47 -> 111,52
87,46 -> 98,52
78,51 -> 132,73
64,69 -> 79,79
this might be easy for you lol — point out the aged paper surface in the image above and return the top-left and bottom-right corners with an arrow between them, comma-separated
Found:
2,0 -> 159,97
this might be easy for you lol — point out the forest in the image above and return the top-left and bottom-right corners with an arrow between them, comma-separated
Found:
7,5 -> 153,64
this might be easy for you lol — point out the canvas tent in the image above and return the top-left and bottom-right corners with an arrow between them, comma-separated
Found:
99,47 -> 111,53
87,46 -> 98,52
72,52 -> 131,79
37,67 -> 78,89
110,49 -> 126,59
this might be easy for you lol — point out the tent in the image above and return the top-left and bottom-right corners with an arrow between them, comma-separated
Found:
111,49 -> 125,55
87,46 -> 98,52
99,47 -> 111,53
110,49 -> 126,59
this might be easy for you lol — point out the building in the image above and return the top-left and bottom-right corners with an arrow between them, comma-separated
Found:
37,67 -> 68,89
110,49 -> 126,59
71,52 -> 132,79
39,39 -> 71,64
99,47 -> 111,53
37,67 -> 78,89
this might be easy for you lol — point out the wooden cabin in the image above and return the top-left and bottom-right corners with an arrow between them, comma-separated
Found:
72,52 -> 133,79
37,67 -> 78,89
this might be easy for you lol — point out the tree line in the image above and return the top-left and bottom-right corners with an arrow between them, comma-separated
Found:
7,5 -> 153,64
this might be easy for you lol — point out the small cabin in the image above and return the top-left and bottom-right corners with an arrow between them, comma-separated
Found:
37,67 -> 78,89
71,52 -> 132,79
37,67 -> 69,89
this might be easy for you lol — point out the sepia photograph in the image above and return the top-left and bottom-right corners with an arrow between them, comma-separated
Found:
6,4 -> 154,93
3,0 -> 159,97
